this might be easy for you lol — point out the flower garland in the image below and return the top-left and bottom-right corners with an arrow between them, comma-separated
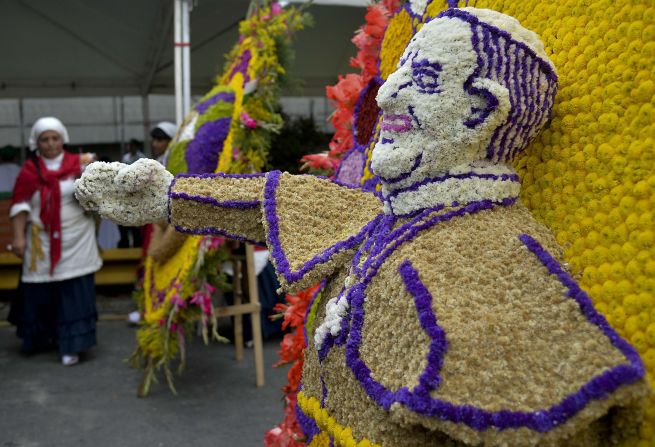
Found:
132,1 -> 309,395
300,0 -> 400,175
265,284 -> 323,447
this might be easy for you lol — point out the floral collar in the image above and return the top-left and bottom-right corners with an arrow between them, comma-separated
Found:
380,162 -> 521,217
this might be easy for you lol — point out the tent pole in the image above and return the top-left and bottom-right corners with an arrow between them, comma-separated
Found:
182,0 -> 191,118
174,0 -> 191,126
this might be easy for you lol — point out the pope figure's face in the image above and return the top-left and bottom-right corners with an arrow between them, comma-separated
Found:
371,17 -> 488,186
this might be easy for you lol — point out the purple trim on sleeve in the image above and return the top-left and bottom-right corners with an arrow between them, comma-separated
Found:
398,260 -> 448,394
174,225 -> 265,247
264,170 -> 384,285
167,176 -> 177,223
170,191 -> 259,209
175,172 -> 266,179
518,233 -> 645,373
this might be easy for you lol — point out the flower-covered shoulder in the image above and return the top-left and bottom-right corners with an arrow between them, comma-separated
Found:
347,203 -> 645,446
263,171 -> 383,293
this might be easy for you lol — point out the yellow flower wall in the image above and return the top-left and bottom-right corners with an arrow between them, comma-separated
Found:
366,0 -> 655,444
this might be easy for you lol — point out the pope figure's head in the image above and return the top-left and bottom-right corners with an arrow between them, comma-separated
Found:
371,8 -> 558,188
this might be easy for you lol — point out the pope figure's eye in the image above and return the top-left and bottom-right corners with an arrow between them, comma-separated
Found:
411,59 -> 442,93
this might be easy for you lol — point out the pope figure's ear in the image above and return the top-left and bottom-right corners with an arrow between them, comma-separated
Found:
463,78 -> 510,132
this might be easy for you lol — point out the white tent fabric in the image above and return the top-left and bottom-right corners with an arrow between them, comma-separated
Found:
0,0 -> 367,98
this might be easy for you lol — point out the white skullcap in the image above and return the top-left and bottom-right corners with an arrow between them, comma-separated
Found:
28,117 -> 70,151
152,121 -> 178,139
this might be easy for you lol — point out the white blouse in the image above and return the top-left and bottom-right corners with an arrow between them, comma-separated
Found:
9,153 -> 102,283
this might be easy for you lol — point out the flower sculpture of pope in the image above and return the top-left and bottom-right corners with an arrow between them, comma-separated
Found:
76,8 -> 648,446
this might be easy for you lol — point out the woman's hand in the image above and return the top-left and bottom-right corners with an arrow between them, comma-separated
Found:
74,158 -> 173,226
80,153 -> 97,165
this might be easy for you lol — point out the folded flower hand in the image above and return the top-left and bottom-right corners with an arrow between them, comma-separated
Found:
74,158 -> 173,226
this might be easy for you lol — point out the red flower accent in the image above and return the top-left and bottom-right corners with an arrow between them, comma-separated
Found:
320,0 -> 400,176
299,152 -> 337,171
264,393 -> 305,447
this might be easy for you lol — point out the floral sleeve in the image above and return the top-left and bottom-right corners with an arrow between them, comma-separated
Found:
261,171 -> 382,293
168,170 -> 383,293
168,172 -> 268,245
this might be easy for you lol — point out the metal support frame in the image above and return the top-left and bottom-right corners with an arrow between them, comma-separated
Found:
174,0 -> 192,126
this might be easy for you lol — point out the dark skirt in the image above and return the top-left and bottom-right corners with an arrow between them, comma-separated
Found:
9,273 -> 97,356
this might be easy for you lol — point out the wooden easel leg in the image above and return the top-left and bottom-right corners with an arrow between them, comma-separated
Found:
233,258 -> 244,362
245,244 -> 265,387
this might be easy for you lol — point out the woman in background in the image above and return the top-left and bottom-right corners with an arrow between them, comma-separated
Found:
9,117 -> 102,366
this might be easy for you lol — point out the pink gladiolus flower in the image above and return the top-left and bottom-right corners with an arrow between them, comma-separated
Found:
240,112 -> 258,129
271,2 -> 282,16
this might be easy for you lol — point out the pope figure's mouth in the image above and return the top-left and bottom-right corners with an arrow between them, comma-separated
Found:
380,114 -> 413,133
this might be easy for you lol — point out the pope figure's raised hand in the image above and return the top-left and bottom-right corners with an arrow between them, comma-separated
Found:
74,158 -> 173,226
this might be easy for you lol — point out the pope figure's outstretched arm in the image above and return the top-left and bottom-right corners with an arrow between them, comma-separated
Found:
74,159 -> 267,244
75,159 -> 383,292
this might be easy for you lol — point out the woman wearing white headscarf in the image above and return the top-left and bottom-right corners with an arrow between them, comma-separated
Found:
9,117 -> 102,366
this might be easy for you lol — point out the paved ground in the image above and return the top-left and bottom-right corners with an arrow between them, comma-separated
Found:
0,292 -> 289,447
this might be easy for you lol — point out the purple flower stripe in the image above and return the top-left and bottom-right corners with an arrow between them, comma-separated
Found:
462,23 -> 498,128
229,49 -> 251,83
360,200 -> 501,294
296,401 -> 320,443
195,91 -> 235,114
398,260 -> 448,395
185,117 -> 231,174
438,9 -> 557,81
387,171 -> 519,199
174,225 -> 266,247
175,172 -> 266,179
519,234 -> 644,372
170,191 -> 259,209
377,154 -> 423,184
264,170 -> 384,285
321,377 -> 328,406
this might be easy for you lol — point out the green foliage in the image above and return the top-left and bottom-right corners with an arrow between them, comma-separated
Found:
268,114 -> 330,174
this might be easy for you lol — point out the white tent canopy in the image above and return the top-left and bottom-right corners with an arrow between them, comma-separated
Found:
0,0 -> 367,98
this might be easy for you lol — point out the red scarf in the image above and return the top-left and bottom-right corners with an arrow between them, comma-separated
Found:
12,151 -> 81,274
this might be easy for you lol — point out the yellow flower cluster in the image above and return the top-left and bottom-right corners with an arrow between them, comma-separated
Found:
144,236 -> 201,324
216,72 -> 245,173
370,0 -> 654,443
297,392 -> 381,447
359,116 -> 382,187
378,8 -> 413,80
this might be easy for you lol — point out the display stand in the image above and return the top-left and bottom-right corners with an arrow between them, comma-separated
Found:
214,243 -> 265,387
